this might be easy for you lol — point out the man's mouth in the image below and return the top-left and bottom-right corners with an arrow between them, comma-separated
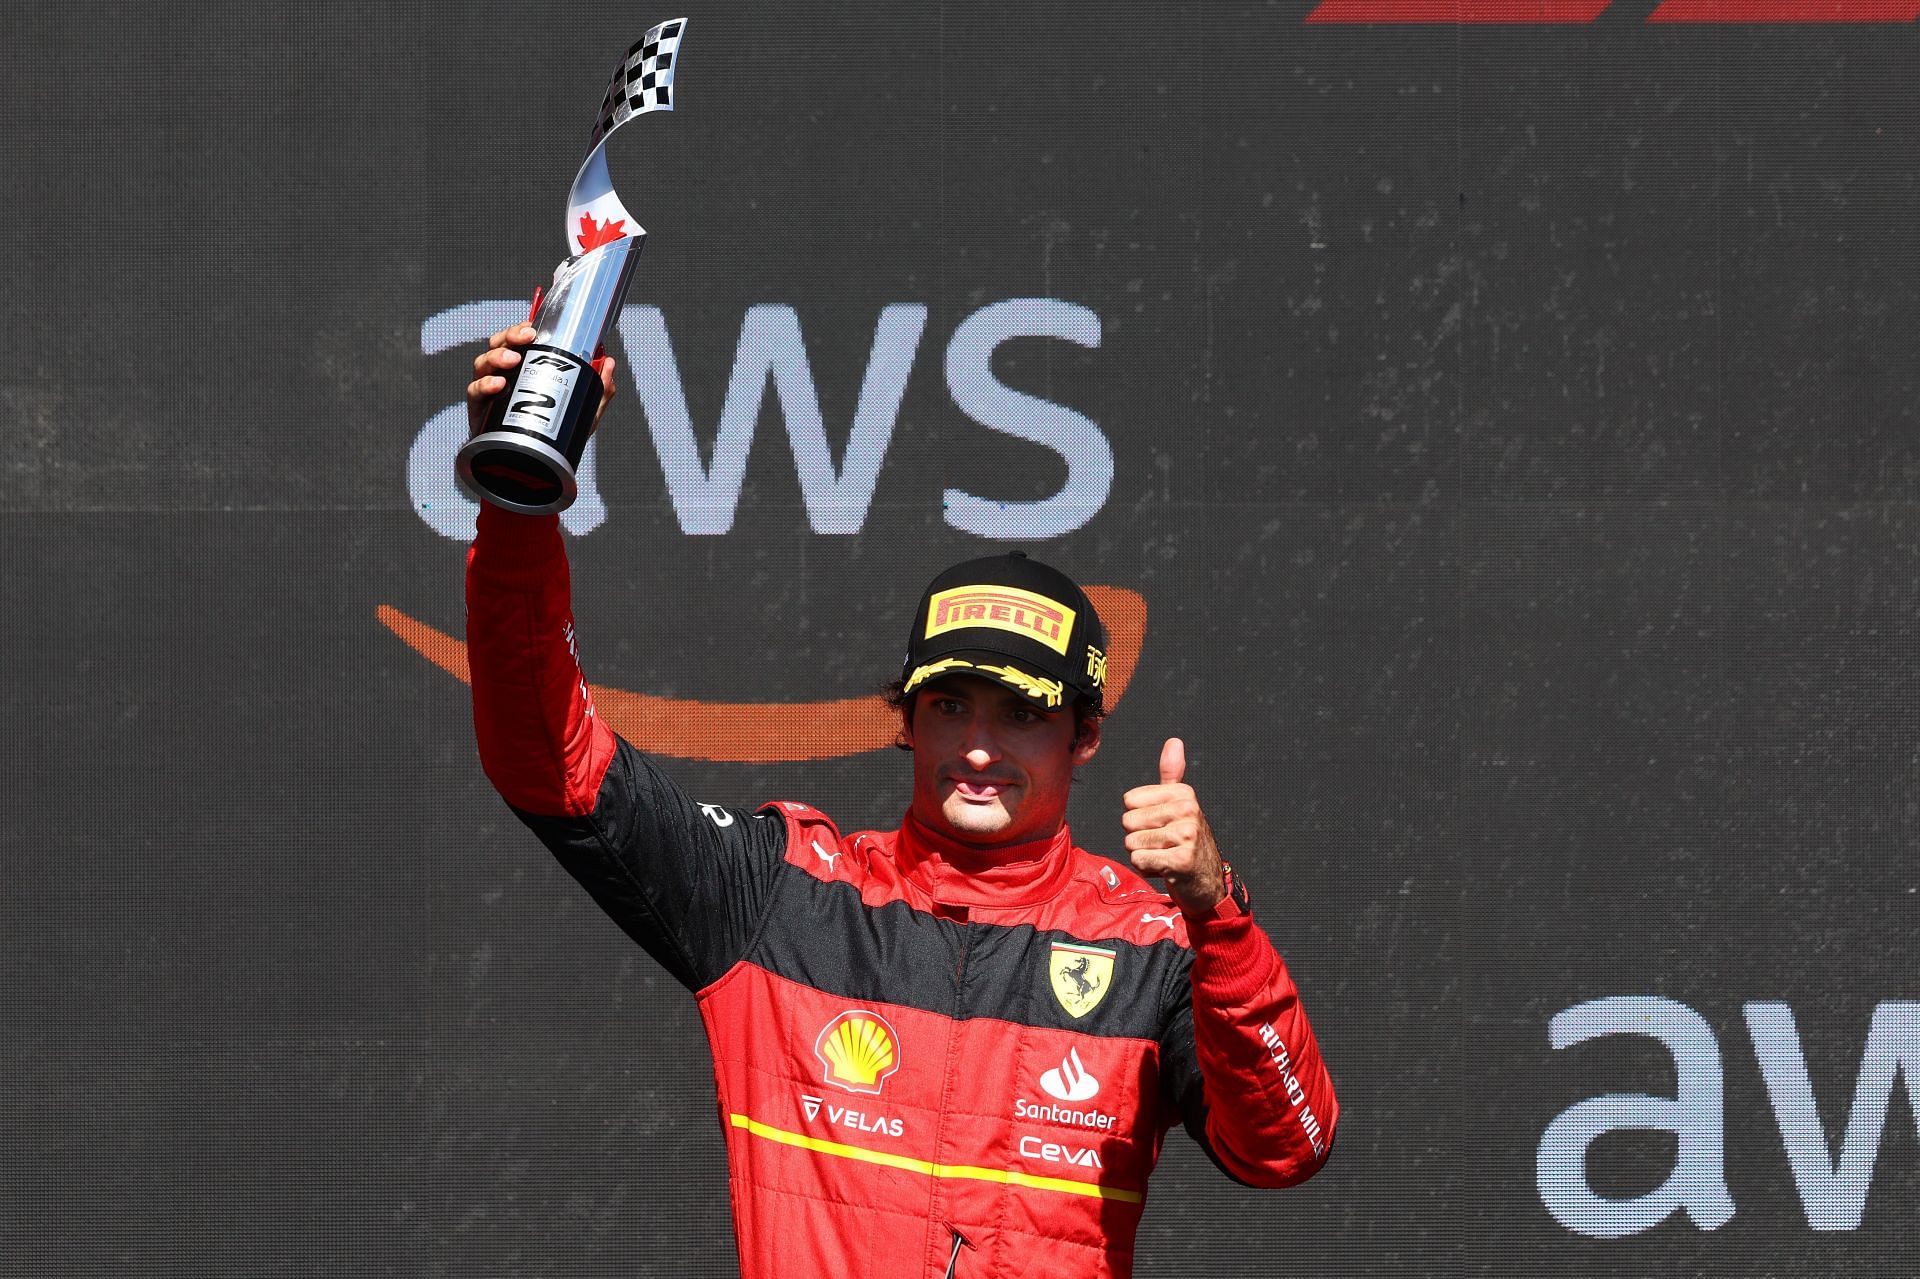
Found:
950,777 -> 1016,801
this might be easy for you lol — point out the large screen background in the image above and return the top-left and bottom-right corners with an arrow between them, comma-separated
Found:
4,3 -> 1915,1275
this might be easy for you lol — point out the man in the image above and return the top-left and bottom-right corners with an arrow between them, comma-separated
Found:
464,326 -> 1336,1278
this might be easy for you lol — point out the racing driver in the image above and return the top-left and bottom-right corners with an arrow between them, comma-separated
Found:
462,325 -> 1337,1277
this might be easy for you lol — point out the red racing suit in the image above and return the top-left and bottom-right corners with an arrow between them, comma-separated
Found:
466,506 -> 1337,1278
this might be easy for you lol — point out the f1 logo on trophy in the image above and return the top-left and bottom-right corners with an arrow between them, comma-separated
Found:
456,18 -> 687,513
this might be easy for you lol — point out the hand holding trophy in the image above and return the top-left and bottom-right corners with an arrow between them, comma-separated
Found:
457,19 -> 687,514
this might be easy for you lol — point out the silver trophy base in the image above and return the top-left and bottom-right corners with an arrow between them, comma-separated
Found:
455,234 -> 644,516
456,429 -> 581,515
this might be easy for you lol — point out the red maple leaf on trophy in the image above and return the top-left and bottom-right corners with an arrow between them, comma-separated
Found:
576,213 -> 628,252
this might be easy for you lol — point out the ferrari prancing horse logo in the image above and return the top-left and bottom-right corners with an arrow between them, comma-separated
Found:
1048,942 -> 1115,1019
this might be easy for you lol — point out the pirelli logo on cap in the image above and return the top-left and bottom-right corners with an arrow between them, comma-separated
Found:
925,587 -> 1075,656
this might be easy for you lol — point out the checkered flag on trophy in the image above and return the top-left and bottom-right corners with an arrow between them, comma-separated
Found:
566,18 -> 687,255
458,19 -> 690,515
588,17 -> 686,149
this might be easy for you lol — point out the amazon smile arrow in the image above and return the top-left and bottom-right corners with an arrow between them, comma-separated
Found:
376,587 -> 1147,764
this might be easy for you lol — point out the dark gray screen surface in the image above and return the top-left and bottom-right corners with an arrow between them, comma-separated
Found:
3,4 -> 1914,1275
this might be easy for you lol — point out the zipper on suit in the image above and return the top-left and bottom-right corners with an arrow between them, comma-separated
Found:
942,1224 -> 974,1278
931,918 -> 974,1275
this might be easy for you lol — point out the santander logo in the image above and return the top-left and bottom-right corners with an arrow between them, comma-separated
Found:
1040,1048 -> 1100,1103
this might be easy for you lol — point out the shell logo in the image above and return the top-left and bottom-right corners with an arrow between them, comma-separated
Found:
814,1010 -> 903,1096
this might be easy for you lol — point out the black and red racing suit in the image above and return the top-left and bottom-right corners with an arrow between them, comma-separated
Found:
466,505 -> 1337,1278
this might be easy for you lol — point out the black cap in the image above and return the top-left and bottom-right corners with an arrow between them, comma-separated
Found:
900,552 -> 1108,712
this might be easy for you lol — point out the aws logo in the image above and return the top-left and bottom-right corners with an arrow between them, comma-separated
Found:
383,298 -> 1147,763
407,297 -> 1115,542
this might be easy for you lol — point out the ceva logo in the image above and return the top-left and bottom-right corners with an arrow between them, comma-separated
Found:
381,298 -> 1149,763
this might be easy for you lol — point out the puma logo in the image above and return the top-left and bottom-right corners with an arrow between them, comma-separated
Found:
812,840 -> 842,872
1140,911 -> 1179,932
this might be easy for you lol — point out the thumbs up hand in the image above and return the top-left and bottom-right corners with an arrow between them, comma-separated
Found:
1121,738 -> 1227,914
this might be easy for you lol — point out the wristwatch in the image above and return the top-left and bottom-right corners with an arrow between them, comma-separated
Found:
1220,860 -> 1251,914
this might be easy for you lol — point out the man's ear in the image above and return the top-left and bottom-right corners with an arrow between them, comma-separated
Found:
895,705 -> 915,752
1071,717 -> 1102,766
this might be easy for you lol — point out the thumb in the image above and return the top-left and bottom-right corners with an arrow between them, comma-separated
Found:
1159,737 -> 1186,785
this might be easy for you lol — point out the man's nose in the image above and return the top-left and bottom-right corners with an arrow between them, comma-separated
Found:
959,720 -> 1001,769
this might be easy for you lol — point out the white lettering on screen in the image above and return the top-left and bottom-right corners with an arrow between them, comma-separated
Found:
410,300 -> 1113,542
1536,997 -> 1919,1238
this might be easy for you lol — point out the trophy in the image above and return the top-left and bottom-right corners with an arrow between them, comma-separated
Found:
457,19 -> 687,514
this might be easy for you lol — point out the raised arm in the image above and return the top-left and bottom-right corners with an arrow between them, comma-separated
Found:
1160,892 -> 1338,1187
463,324 -> 619,814
1125,738 -> 1338,1186
461,328 -> 785,990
